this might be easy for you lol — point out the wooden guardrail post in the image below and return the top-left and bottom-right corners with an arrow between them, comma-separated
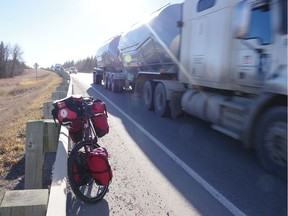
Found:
25,120 -> 45,189
0,188 -> 4,206
25,120 -> 60,189
43,120 -> 60,152
0,189 -> 48,216
51,91 -> 67,100
43,102 -> 53,119
56,86 -> 69,92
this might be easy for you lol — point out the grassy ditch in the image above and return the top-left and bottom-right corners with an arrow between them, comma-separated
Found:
0,68 -> 62,177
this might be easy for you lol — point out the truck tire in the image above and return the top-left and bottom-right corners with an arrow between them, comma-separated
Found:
107,77 -> 112,91
143,81 -> 156,110
255,106 -> 287,180
154,83 -> 169,117
105,77 -> 112,90
111,78 -> 118,92
118,80 -> 124,93
104,77 -> 109,89
95,75 -> 102,85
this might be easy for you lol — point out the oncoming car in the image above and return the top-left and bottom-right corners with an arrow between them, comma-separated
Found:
69,67 -> 77,74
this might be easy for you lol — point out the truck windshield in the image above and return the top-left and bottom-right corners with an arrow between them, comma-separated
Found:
244,6 -> 272,45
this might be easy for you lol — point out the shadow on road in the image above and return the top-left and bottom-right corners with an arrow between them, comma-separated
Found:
67,191 -> 110,216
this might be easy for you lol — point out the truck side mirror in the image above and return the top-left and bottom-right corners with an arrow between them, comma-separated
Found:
232,0 -> 252,38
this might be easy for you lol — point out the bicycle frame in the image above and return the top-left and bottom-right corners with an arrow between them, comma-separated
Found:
80,98 -> 98,150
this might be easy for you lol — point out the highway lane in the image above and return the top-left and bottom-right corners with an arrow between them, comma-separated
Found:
67,73 -> 287,216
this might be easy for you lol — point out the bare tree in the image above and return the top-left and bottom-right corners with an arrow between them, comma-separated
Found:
0,41 -> 6,78
0,42 -> 26,79
8,44 -> 24,77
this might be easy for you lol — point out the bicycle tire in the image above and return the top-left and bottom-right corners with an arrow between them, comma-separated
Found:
68,140 -> 109,203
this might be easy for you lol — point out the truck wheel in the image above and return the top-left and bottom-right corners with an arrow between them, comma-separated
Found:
105,77 -> 111,90
118,80 -> 124,92
255,106 -> 287,180
104,77 -> 109,89
154,83 -> 169,117
111,79 -> 118,92
95,75 -> 102,85
93,74 -> 96,84
115,80 -> 124,92
143,81 -> 156,110
108,77 -> 112,91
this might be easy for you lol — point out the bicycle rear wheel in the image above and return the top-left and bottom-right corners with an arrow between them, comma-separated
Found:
68,140 -> 109,203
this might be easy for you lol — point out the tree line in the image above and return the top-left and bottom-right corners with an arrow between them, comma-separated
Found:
63,56 -> 97,72
0,41 -> 26,78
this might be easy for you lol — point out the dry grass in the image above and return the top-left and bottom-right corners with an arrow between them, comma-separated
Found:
0,69 -> 62,177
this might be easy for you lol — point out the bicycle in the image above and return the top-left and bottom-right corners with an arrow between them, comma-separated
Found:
55,96 -> 110,203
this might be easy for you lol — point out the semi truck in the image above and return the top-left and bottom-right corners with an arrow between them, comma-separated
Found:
93,0 -> 287,180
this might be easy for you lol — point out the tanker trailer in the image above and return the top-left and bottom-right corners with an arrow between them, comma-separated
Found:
118,3 -> 182,95
94,35 -> 126,92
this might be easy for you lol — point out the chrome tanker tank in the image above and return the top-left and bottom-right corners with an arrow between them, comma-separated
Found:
118,3 -> 182,84
96,35 -> 123,72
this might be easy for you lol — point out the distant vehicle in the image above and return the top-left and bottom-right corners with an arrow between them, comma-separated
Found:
69,67 -> 77,74
55,64 -> 64,71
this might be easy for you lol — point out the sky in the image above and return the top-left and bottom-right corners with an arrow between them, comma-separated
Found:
1,0 -> 184,68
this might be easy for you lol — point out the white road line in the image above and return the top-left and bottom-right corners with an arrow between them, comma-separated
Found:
92,86 -> 246,216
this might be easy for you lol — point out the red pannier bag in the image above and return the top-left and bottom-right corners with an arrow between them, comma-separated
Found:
72,151 -> 90,186
52,95 -> 83,124
93,114 -> 109,138
92,99 -> 109,137
87,147 -> 113,185
68,119 -> 83,143
92,99 -> 106,114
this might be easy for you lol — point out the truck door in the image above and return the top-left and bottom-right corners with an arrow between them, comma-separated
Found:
235,1 -> 274,91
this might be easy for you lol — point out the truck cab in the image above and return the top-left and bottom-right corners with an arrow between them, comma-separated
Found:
177,0 -> 287,180
179,0 -> 287,95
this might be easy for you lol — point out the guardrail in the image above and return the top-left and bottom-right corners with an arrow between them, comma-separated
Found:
46,71 -> 72,216
0,70 -> 72,216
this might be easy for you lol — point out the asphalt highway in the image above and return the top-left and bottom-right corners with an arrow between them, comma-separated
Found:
66,73 -> 287,216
